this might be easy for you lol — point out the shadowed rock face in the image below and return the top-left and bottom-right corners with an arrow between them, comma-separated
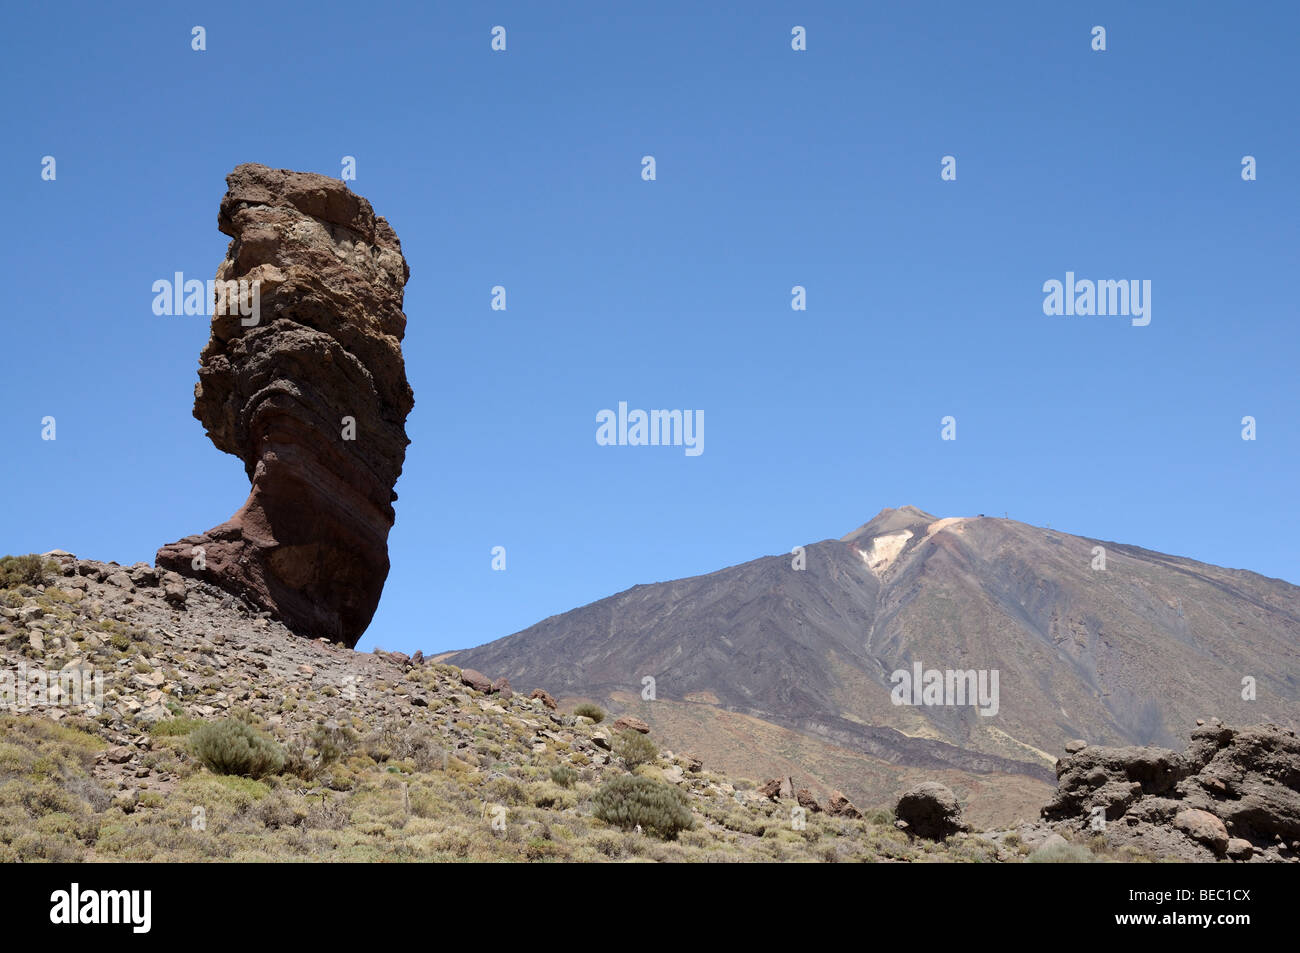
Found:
1041,722 -> 1300,860
157,164 -> 413,647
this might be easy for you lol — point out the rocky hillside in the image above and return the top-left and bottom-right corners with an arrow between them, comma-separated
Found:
0,552 -> 990,862
3,551 -> 1294,863
448,506 -> 1300,826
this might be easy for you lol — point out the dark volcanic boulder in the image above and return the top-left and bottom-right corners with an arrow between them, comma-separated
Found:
1177,722 -> 1300,843
895,782 -> 968,839
1042,722 -> 1300,861
157,164 -> 414,647
1041,744 -> 1187,822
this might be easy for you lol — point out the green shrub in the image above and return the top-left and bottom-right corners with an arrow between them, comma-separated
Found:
592,775 -> 694,840
573,703 -> 605,723
0,555 -> 55,589
1027,840 -> 1096,863
360,721 -> 438,770
190,719 -> 285,778
255,790 -> 306,829
613,730 -> 658,769
485,776 -> 529,807
152,717 -> 204,737
550,765 -> 578,788
286,721 -> 357,780
312,721 -> 355,767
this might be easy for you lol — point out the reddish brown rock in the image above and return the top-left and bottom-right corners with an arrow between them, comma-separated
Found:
157,164 -> 414,647
460,669 -> 493,693
491,676 -> 513,700
796,788 -> 823,813
529,689 -> 557,710
826,791 -> 862,819
758,778 -> 782,800
613,716 -> 650,734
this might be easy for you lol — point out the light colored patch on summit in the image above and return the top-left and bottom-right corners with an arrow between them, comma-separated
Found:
858,518 -> 971,575
923,517 -> 969,542
859,530 -> 913,573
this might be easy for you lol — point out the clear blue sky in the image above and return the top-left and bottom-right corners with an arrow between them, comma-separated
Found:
3,1 -> 1297,655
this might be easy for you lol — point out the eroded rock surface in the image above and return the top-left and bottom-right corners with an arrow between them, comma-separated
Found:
1042,721 -> 1300,861
895,781 -> 969,840
157,164 -> 413,647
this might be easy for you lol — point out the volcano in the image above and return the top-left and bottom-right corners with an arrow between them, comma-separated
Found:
447,507 -> 1300,825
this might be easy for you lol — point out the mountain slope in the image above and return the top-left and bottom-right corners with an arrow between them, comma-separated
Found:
0,551 -> 1008,863
448,508 -> 1300,825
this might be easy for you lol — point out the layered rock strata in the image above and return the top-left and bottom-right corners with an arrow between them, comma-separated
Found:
158,164 -> 413,647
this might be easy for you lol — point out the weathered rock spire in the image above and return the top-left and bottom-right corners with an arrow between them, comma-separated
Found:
157,163 -> 414,647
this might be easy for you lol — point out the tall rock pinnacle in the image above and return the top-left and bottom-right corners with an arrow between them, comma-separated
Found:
157,164 -> 414,647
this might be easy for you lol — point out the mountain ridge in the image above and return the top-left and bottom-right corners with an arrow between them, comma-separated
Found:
448,507 -> 1300,824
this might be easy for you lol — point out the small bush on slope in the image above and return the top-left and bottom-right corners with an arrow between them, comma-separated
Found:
152,717 -> 204,737
550,765 -> 578,788
613,730 -> 657,769
190,719 -> 285,779
286,721 -> 357,780
592,774 -> 694,840
1026,840 -> 1096,863
0,554 -> 56,589
572,703 -> 605,723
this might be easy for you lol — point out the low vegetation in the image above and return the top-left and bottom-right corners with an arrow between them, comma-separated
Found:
550,765 -> 578,788
1026,840 -> 1096,863
572,703 -> 604,723
593,774 -> 694,840
613,730 -> 657,769
0,709 -> 1155,863
0,554 -> 55,589
0,562 -> 1167,863
190,720 -> 286,779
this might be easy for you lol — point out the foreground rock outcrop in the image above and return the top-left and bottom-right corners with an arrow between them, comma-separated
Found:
157,164 -> 414,647
894,781 -> 969,840
1042,721 -> 1300,861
